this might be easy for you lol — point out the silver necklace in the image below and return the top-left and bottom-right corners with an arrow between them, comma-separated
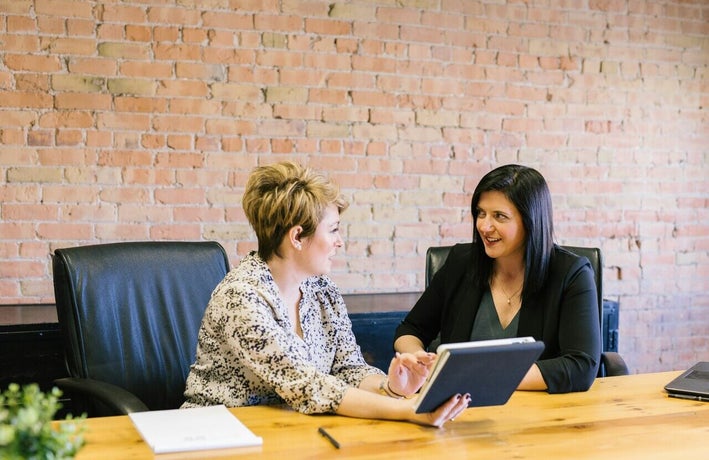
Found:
497,280 -> 523,305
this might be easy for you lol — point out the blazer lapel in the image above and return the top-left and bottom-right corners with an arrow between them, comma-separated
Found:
518,295 -> 543,339
448,270 -> 482,342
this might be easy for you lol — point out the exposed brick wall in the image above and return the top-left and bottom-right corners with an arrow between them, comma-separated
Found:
0,1 -> 706,374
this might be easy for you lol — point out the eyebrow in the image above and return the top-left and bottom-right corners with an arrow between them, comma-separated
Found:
476,207 -> 510,216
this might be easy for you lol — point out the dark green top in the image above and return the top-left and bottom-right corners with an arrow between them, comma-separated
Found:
469,289 -> 519,340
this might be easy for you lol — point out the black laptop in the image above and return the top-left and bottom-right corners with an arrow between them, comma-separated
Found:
664,361 -> 709,401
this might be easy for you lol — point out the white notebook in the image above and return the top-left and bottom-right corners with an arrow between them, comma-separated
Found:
129,405 -> 263,454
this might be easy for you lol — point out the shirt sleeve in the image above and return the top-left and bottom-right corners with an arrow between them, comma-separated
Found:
536,261 -> 601,393
313,281 -> 386,385
209,277 -> 381,414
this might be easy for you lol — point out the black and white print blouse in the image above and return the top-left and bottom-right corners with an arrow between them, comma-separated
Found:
182,252 -> 384,414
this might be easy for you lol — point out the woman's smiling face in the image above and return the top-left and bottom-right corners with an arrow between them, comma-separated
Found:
475,191 -> 526,261
299,204 -> 343,276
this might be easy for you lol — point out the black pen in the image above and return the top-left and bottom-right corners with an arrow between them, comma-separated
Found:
668,393 -> 708,402
318,426 -> 340,449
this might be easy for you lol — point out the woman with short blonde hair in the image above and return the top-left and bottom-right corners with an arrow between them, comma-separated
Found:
184,161 -> 469,427
242,161 -> 348,261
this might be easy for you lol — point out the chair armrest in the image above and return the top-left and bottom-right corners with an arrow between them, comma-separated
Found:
54,377 -> 150,415
601,352 -> 629,377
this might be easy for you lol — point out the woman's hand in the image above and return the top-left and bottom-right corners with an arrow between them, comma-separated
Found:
387,351 -> 437,397
410,392 -> 471,428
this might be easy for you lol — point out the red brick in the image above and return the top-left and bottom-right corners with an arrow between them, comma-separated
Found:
97,112 -> 150,131
589,0 -> 627,13
122,168 -> 174,186
96,23 -> 124,41
126,25 -> 151,42
94,223 -> 149,240
153,43 -> 202,61
99,4 -> 147,23
119,61 -> 173,79
42,185 -> 97,203
0,128 -> 24,145
351,55 -> 397,73
37,148 -> 95,167
35,15 -> 64,34
55,130 -> 82,146
4,54 -> 61,72
37,223 -> 93,240
254,13 -> 303,32
114,97 -> 168,113
305,18 -> 351,35
153,26 -> 180,43
35,0 -> 93,17
149,224 -> 202,240
7,14 -> 35,33
55,93 -> 112,110
65,18 -> 94,37
0,260 -> 46,279
86,131 -> 111,147
42,36 -> 96,55
98,42 -> 151,60
153,115 -> 205,133
147,6 -> 201,25
27,130 -> 53,146
176,62 -> 226,80
169,99 -> 221,115
202,11 -> 254,30
67,58 -> 117,76
156,80 -> 209,97
39,111 -> 94,128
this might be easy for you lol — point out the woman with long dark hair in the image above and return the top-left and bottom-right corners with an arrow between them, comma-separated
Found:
394,164 -> 601,393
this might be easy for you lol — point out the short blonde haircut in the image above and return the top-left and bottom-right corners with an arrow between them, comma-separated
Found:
242,161 -> 348,261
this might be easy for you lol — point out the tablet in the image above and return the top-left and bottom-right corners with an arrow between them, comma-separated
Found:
413,337 -> 545,413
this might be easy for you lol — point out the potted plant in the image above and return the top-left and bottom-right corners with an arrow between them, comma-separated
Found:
0,383 -> 85,459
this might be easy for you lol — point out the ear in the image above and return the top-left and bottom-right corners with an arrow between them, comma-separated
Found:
288,226 -> 304,250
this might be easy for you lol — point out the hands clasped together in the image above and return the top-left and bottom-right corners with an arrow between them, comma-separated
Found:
386,351 -> 471,428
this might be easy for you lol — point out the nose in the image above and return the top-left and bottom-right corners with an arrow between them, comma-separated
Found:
335,232 -> 344,247
478,216 -> 493,233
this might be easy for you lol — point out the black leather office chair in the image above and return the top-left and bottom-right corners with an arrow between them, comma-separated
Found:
52,241 -> 230,416
425,245 -> 629,377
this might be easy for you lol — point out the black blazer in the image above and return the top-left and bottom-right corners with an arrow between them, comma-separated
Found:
395,243 -> 601,393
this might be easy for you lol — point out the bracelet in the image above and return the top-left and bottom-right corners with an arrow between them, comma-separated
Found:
379,378 -> 405,399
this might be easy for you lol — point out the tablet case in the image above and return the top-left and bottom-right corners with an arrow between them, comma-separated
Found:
414,337 -> 545,413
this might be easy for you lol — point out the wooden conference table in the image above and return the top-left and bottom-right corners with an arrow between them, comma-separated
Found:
67,371 -> 707,459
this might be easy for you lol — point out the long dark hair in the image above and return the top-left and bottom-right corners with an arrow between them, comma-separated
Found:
470,164 -> 555,299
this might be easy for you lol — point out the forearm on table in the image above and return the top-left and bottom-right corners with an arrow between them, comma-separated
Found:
517,363 -> 547,391
393,334 -> 426,354
335,385 -> 410,421
356,373 -> 387,394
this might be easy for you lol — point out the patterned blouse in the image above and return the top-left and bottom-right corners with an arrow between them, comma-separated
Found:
182,252 -> 384,414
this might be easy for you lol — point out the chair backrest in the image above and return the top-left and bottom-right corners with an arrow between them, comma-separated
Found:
425,246 -> 453,288
52,241 -> 229,412
425,245 -> 603,314
424,245 -> 625,377
558,246 -> 603,316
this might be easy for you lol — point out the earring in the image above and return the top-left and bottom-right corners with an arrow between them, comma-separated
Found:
295,242 -> 302,250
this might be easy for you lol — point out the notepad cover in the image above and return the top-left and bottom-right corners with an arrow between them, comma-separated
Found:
129,405 -> 263,454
